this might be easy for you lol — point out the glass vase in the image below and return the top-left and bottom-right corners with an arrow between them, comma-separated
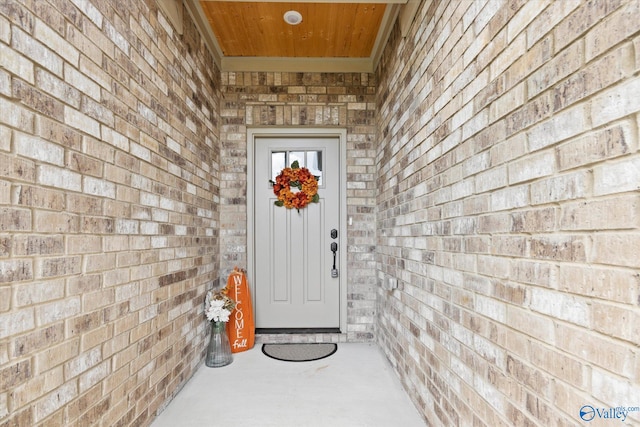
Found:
205,321 -> 233,367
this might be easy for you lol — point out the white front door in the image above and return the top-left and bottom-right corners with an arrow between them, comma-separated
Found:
251,133 -> 342,329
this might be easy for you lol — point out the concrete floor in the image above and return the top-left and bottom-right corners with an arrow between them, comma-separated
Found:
151,342 -> 426,427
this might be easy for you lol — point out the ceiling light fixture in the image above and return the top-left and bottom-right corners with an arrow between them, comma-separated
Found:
283,10 -> 303,25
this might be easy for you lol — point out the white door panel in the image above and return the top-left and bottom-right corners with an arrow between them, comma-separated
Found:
253,136 -> 340,329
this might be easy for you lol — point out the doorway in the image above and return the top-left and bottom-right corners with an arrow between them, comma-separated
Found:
247,128 -> 347,332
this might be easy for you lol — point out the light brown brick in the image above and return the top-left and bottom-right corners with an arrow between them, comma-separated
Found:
508,150 -> 555,184
492,236 -> 527,258
507,0 -> 549,43
82,176 -> 116,199
585,0 -> 640,62
101,333 -> 129,360
112,344 -> 138,372
593,156 -> 640,196
33,337 -> 79,375
0,180 -> 11,205
37,164 -> 81,191
635,34 -> 640,73
528,40 -> 583,99
64,384 -> 103,425
556,323 -> 632,377
513,260 -> 556,287
33,211 -> 80,233
591,76 -> 640,129
34,381 -> 77,422
507,306 -> 554,344
66,194 -> 102,215
505,91 -> 553,136
67,235 -> 101,255
36,116 -> 82,150
84,253 -> 116,274
82,289 -> 115,312
0,286 -> 10,312
527,0 -> 580,48
592,234 -> 640,268
12,322 -> 64,357
80,216 -> 113,234
0,307 -> 35,339
13,235 -> 63,257
0,259 -> 33,283
592,302 -> 639,346
36,297 -> 81,325
511,207 -> 556,232
554,43 -> 630,112
0,359 -> 32,391
0,97 -> 35,133
15,185 -> 65,210
558,265 -> 638,304
39,256 -> 81,278
530,235 -> 586,262
478,212 -> 511,234
528,104 -> 587,152
11,366 -> 63,408
35,67 -> 81,109
530,171 -> 588,205
489,82 -> 525,122
81,324 -> 112,352
557,122 -> 633,171
15,279 -> 64,307
66,152 -> 102,177
83,137 -> 115,164
16,131 -> 64,166
560,196 -> 639,231
490,133 -> 527,166
0,208 -> 31,231
67,274 -> 102,296
530,340 -> 584,388
554,0 -> 623,52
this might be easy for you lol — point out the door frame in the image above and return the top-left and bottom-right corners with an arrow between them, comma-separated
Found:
247,127 -> 348,332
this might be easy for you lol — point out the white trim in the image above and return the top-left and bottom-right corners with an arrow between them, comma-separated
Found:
372,4 -> 401,70
156,0 -> 184,34
222,57 -> 374,73
247,127 -> 348,333
399,0 -> 423,37
183,0 -> 223,66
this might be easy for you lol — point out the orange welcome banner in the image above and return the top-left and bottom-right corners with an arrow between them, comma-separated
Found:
225,267 -> 255,353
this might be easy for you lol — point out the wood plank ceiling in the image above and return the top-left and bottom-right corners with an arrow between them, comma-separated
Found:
181,0 -> 414,72
201,2 -> 386,58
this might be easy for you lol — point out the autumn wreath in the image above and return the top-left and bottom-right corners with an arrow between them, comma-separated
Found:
270,161 -> 320,212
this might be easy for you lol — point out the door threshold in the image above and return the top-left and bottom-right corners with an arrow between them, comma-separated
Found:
256,328 -> 341,334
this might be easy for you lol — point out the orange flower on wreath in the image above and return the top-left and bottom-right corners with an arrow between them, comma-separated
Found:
270,161 -> 320,212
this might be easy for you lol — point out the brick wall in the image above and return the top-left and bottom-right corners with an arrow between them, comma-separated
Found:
4,0 -> 639,425
376,0 -> 640,425
0,1 -> 220,426
219,72 -> 378,341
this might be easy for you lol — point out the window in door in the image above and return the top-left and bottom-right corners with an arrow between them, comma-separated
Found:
271,150 -> 323,186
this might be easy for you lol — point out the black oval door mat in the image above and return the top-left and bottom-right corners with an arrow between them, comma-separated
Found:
262,343 -> 338,362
